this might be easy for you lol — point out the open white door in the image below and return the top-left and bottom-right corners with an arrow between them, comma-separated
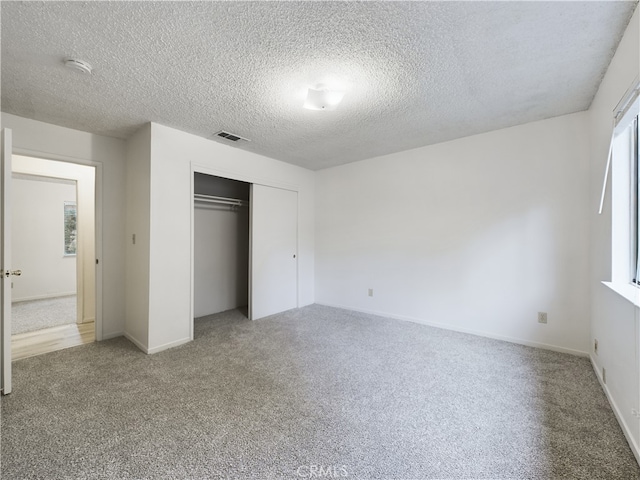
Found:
1,129 -> 12,395
250,184 -> 297,320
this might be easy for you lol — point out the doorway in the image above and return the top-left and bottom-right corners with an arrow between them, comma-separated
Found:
193,173 -> 250,330
191,172 -> 299,336
10,156 -> 96,360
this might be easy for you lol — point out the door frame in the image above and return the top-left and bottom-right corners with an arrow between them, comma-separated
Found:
2,129 -> 12,394
189,163 -> 300,338
10,147 -> 104,341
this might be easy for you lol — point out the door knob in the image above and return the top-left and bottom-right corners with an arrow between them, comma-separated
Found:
4,270 -> 21,277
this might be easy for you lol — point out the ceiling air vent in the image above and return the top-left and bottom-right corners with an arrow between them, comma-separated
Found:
214,130 -> 250,143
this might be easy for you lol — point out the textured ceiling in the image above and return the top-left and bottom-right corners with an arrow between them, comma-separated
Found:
1,1 -> 637,170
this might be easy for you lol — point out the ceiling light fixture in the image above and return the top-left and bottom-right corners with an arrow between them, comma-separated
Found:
64,58 -> 92,75
303,84 -> 345,111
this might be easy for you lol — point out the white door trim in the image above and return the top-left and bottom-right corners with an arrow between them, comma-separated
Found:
1,129 -> 13,395
10,147 -> 104,341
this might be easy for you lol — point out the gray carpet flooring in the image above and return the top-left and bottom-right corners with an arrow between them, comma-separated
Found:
2,305 -> 639,479
11,295 -> 77,334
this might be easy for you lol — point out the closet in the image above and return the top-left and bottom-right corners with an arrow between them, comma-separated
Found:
193,173 -> 250,318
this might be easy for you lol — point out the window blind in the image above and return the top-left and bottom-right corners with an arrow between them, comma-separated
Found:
599,76 -> 640,215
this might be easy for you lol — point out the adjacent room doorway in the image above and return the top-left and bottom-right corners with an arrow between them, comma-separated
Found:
10,156 -> 96,360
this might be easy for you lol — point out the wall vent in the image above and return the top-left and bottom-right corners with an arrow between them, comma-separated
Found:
214,130 -> 250,143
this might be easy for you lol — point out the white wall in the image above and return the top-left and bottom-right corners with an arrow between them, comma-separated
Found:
12,156 -> 96,323
316,111 -> 591,355
124,124 -> 151,350
194,205 -> 249,317
588,7 -> 640,461
1,113 -> 127,339
11,176 -> 77,301
138,122 -> 314,353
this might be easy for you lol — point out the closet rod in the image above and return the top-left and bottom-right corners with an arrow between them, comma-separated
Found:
194,193 -> 247,207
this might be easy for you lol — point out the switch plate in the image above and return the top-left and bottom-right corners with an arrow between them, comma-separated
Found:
538,312 -> 547,324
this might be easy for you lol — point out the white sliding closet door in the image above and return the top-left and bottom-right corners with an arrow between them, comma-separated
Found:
250,184 -> 297,320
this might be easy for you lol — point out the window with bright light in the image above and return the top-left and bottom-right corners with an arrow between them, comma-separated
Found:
632,116 -> 640,285
610,91 -> 639,296
64,201 -> 77,256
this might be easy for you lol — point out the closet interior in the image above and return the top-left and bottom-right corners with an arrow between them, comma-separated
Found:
193,173 -> 250,321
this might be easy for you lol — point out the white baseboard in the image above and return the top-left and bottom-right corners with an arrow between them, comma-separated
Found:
124,332 -> 149,354
101,331 -> 123,341
590,355 -> 640,465
316,302 -> 589,357
124,332 -> 191,354
13,292 -> 76,303
147,337 -> 191,355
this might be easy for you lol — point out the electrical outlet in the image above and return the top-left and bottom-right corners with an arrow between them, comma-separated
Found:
602,367 -> 607,384
594,339 -> 598,355
538,312 -> 547,324
368,288 -> 373,297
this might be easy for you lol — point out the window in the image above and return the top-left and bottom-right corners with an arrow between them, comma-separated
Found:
607,80 -> 640,304
632,117 -> 640,285
64,201 -> 77,256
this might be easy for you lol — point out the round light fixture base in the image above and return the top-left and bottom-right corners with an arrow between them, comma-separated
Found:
304,84 -> 345,111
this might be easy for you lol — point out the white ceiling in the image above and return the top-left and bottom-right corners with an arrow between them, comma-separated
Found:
1,1 -> 637,170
